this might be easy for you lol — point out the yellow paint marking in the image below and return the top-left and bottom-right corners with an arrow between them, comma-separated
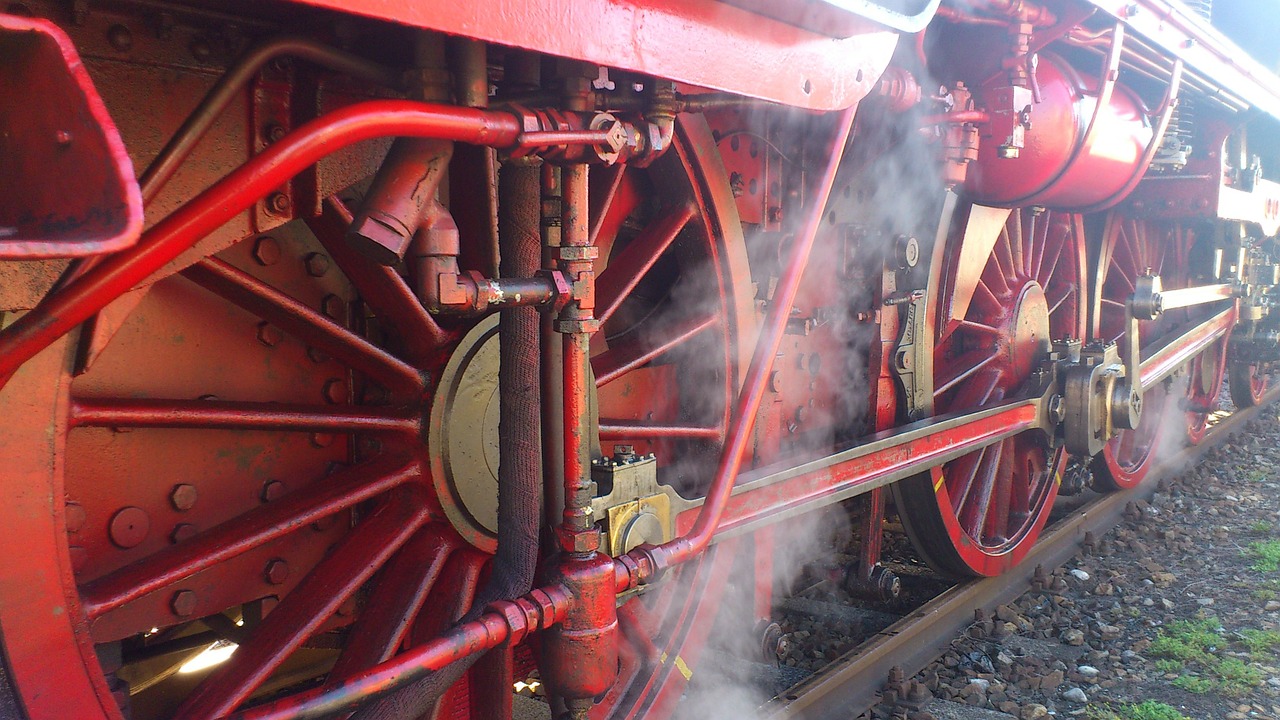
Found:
659,652 -> 693,681
934,472 -> 946,492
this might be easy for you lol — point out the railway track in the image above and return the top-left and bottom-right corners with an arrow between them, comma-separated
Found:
762,383 -> 1280,720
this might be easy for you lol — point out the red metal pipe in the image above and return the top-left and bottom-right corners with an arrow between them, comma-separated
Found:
630,105 -> 858,578
920,111 -> 992,126
223,586 -> 572,720
0,101 -> 524,387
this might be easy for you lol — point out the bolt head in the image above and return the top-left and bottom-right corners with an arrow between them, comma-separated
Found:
322,378 -> 348,404
261,480 -> 286,503
170,523 -> 197,544
252,237 -> 281,266
264,559 -> 290,585
170,483 -> 198,511
171,590 -> 197,617
304,252 -> 331,277
257,321 -> 283,347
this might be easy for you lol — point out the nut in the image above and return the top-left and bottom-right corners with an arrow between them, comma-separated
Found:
170,483 -> 198,511
304,252 -> 331,277
252,237 -> 281,266
264,559 -> 290,585
171,590 -> 197,617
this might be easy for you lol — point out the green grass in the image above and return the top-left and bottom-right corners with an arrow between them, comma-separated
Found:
1252,520 -> 1274,533
1088,700 -> 1193,720
1148,617 -> 1220,663
1171,674 -> 1216,694
1239,628 -> 1280,655
1149,617 -> 1263,696
1216,657 -> 1264,696
1248,540 -> 1280,572
1119,701 -> 1192,720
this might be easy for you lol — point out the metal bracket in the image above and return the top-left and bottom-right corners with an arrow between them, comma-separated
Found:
892,290 -> 931,420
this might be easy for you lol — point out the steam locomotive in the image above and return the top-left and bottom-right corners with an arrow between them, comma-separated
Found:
1,0 -> 1278,717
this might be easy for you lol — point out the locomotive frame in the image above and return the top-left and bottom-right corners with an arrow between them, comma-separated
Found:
1,0 -> 1279,718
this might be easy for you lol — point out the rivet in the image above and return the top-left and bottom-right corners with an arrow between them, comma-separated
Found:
305,252 -> 331,277
307,346 -> 330,363
257,321 -> 283,347
170,483 -> 198,511
106,24 -> 132,52
171,589 -> 197,617
264,559 -> 290,585
323,378 -> 347,404
55,130 -> 73,146
336,598 -> 357,617
311,432 -> 335,448
252,236 -> 281,266
264,123 -> 287,143
260,480 -> 286,503
64,502 -> 86,534
170,523 -> 197,544
108,506 -> 150,549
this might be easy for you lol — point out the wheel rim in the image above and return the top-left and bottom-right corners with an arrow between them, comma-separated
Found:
0,116 -> 754,720
1091,217 -> 1195,488
896,204 -> 1085,577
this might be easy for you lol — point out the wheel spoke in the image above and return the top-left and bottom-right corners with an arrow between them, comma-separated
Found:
593,313 -> 718,387
589,165 -> 632,246
934,350 -> 1000,398
595,203 -> 697,325
183,259 -> 424,399
68,397 -> 419,436
985,440 -> 1013,542
326,526 -> 456,680
1046,285 -> 1076,318
80,453 -> 419,618
959,439 -> 1002,537
174,489 -> 430,720
410,550 -> 485,645
947,448 -> 986,513
307,197 -> 452,364
598,420 -> 723,440
1009,211 -> 1025,275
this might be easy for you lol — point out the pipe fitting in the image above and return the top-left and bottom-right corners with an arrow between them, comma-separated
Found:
541,552 -> 619,704
347,138 -> 454,266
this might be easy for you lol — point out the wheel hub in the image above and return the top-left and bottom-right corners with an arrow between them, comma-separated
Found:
1001,282 -> 1051,381
428,316 -> 599,551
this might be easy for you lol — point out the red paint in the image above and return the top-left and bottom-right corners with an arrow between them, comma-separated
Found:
0,14 -> 142,258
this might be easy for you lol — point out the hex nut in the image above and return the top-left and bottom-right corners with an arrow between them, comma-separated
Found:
171,590 -> 197,617
170,483 -> 198,511
252,237 -> 281,266
305,253 -> 331,277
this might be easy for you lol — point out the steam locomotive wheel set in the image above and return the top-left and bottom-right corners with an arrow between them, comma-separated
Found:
1,0 -> 1279,718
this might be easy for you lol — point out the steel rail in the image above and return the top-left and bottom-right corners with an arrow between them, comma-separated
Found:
764,380 -> 1280,720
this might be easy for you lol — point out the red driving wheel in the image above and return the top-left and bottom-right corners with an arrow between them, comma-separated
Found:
896,205 -> 1086,577
0,117 -> 755,720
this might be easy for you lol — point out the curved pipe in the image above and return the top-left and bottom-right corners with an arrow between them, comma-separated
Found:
0,100 -> 524,386
139,36 -> 404,202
